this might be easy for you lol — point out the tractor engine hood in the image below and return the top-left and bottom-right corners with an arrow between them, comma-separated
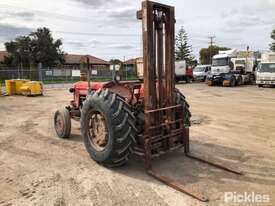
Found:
73,81 -> 106,91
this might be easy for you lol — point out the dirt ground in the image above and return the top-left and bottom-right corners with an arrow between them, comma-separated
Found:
0,83 -> 274,206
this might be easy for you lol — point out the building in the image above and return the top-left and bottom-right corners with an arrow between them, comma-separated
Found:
136,57 -> 143,78
64,54 -> 109,68
63,54 -> 111,77
0,51 -> 9,64
123,58 -> 140,76
0,52 -> 111,80
0,52 -> 109,67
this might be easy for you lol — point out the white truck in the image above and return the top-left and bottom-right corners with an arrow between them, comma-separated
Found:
256,52 -> 275,87
175,60 -> 193,83
207,49 -> 255,86
137,59 -> 193,83
193,65 -> 211,81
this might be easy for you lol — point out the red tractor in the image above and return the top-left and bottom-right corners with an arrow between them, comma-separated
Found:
54,1 -> 241,202
54,77 -> 191,167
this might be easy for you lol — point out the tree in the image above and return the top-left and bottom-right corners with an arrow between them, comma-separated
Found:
4,36 -> 32,67
109,59 -> 122,65
199,45 -> 231,64
175,27 -> 195,64
270,29 -> 275,52
4,27 -> 64,67
29,27 -> 64,67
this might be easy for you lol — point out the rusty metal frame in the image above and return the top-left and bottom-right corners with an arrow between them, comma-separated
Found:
137,1 -> 242,202
138,0 -> 180,169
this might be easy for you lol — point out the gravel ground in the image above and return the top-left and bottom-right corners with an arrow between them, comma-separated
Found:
0,83 -> 274,206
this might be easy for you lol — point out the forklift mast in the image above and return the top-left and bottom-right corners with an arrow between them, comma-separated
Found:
137,1 -> 189,169
138,1 -> 175,112
136,1 -> 242,202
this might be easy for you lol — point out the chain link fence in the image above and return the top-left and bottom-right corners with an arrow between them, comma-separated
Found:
0,66 -> 138,91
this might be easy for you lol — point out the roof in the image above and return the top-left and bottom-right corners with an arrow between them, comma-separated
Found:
124,58 -> 137,65
136,57 -> 143,63
64,54 -> 110,65
0,51 -> 9,62
213,53 -> 236,59
236,51 -> 257,58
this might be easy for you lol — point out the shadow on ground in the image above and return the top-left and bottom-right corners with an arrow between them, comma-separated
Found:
63,132 -> 275,201
112,139 -> 275,188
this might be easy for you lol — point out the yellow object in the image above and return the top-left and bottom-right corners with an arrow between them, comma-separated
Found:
20,81 -> 43,96
5,80 -> 16,95
14,79 -> 29,94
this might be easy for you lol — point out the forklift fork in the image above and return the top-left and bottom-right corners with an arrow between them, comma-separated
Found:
144,138 -> 243,202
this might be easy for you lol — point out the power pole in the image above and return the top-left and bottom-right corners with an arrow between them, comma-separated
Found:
208,36 -> 215,64
246,45 -> 249,72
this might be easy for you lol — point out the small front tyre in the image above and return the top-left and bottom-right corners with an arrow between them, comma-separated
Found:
54,108 -> 71,138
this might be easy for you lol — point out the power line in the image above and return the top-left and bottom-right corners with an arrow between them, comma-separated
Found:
208,36 -> 215,47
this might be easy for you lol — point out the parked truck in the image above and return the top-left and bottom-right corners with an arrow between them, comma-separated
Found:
137,59 -> 193,83
175,60 -> 193,83
207,49 -> 255,86
193,64 -> 211,81
256,52 -> 275,87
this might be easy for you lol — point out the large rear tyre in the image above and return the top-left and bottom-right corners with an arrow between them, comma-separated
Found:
54,108 -> 71,138
81,89 -> 137,167
135,89 -> 192,134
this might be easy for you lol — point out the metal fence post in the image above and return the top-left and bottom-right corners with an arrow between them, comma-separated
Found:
38,63 -> 42,81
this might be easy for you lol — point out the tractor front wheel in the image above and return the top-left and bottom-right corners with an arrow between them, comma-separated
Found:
54,108 -> 71,138
81,89 -> 137,167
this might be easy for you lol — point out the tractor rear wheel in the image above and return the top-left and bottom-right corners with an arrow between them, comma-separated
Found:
135,89 -> 191,134
175,89 -> 192,127
80,89 -> 137,167
54,108 -> 71,138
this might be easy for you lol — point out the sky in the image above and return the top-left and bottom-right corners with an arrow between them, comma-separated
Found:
0,0 -> 274,61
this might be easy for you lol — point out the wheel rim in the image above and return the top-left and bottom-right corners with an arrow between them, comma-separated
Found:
88,111 -> 108,152
55,114 -> 64,134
